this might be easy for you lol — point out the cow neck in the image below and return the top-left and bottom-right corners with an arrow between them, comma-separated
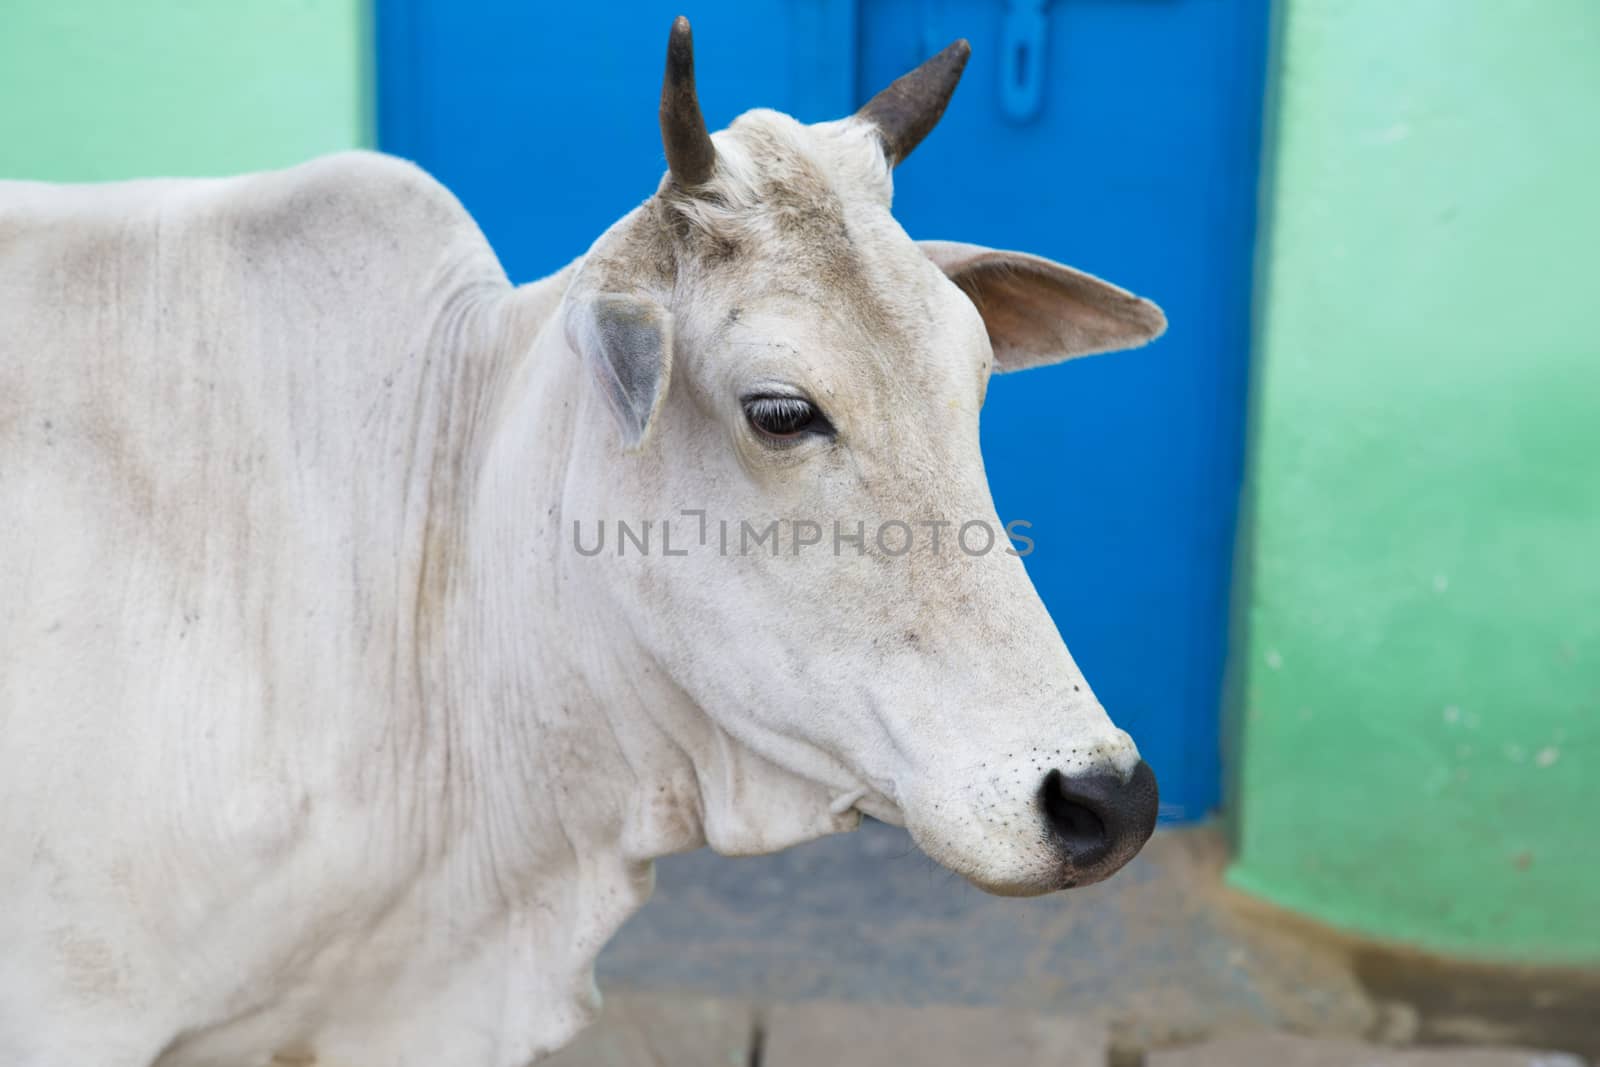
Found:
438,270 -> 859,889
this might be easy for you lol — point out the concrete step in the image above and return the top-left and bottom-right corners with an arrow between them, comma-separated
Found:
544,993 -> 1107,1066
543,991 -> 1589,1067
761,999 -> 1107,1067
1149,1033 -> 1587,1067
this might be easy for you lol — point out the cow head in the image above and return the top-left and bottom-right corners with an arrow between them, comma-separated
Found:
557,18 -> 1163,895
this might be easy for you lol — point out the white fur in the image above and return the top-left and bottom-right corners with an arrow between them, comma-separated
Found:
0,109 -> 1157,1067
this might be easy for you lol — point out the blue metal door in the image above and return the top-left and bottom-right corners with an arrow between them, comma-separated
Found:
378,0 -> 1270,820
378,1 -> 858,282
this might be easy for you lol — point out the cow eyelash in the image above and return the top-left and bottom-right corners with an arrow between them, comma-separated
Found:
742,394 -> 835,443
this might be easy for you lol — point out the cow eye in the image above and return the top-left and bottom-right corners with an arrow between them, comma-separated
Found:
743,395 -> 834,442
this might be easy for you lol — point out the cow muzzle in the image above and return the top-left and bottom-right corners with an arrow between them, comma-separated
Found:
1038,760 -> 1159,887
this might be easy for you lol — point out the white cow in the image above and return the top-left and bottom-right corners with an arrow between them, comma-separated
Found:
0,19 -> 1165,1067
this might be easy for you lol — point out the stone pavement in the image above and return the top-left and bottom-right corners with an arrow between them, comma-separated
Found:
587,820 -> 1599,1056
545,993 -> 1588,1066
592,820 -> 1375,1050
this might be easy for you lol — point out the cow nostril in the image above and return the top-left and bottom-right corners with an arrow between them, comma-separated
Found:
1038,761 -> 1159,879
1039,768 -> 1109,859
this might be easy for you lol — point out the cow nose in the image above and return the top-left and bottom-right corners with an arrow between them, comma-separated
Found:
1038,760 -> 1159,883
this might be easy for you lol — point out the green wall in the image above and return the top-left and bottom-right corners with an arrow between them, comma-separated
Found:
0,0 -> 369,181
1229,1 -> 1600,965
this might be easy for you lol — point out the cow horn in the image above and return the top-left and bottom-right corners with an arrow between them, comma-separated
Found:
856,38 -> 972,166
660,16 -> 716,188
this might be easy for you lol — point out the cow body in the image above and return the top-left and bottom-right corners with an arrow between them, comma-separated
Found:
2,24 -> 1168,1066
0,153 -> 680,1065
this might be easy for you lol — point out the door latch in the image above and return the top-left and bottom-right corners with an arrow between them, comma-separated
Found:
999,0 -> 1049,123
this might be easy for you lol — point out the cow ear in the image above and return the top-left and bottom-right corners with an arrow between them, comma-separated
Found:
564,293 -> 674,451
920,240 -> 1166,372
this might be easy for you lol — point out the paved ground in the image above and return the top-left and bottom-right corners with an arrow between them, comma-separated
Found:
594,820 -> 1372,1048
577,820 -> 1598,1060
546,993 -> 1587,1066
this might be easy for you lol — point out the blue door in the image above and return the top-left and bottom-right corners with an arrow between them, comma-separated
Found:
379,0 -> 1270,820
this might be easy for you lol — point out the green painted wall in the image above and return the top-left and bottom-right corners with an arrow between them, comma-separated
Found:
1229,2 -> 1600,965
0,0 -> 369,181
